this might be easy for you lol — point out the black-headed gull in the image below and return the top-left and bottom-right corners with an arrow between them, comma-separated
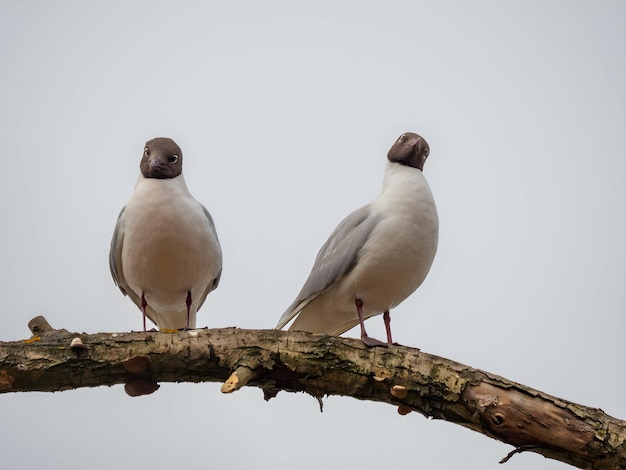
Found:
110,137 -> 222,331
277,132 -> 438,346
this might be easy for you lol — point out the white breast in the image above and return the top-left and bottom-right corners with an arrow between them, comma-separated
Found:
120,175 -> 221,328
353,163 -> 439,310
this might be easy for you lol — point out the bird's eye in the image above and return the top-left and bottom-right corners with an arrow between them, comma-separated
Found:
424,150 -> 429,158
143,148 -> 149,157
399,135 -> 405,142
169,155 -> 179,164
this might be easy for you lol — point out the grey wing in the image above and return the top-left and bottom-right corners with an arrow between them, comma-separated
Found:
109,207 -> 127,293
200,204 -> 219,240
276,205 -> 382,329
196,204 -> 223,310
109,207 -> 142,309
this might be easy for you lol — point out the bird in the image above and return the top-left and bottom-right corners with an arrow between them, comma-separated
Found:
109,137 -> 222,331
276,132 -> 438,347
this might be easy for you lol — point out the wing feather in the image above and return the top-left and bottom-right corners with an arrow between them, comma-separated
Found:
276,205 -> 382,329
196,204 -> 222,310
108,206 -> 156,323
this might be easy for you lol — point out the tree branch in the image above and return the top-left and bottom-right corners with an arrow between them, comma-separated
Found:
1,316 -> 624,469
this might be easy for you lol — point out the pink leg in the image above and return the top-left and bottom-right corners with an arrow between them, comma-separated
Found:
141,293 -> 148,332
355,299 -> 388,347
383,311 -> 393,345
185,291 -> 192,330
356,299 -> 368,338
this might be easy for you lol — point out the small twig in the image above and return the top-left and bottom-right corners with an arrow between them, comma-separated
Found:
316,396 -> 324,413
499,445 -> 543,464
221,366 -> 258,393
27,316 -> 55,335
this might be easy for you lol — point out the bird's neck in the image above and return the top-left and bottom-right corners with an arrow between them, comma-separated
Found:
134,173 -> 191,198
375,162 -> 436,219
381,161 -> 424,192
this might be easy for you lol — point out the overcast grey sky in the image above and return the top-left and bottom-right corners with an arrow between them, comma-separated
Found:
1,1 -> 625,469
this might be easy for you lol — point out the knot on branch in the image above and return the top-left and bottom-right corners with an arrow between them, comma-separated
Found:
122,356 -> 158,397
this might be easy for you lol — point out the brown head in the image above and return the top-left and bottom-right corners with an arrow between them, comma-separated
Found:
140,137 -> 183,179
387,132 -> 430,171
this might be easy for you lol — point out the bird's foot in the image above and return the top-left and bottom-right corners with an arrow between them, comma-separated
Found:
159,328 -> 179,334
360,335 -> 389,348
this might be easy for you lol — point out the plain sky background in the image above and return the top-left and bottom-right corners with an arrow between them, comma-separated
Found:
1,1 -> 624,469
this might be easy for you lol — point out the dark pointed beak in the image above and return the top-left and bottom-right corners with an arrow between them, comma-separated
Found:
414,138 -> 428,171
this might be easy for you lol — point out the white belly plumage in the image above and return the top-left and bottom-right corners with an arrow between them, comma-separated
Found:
119,177 -> 221,329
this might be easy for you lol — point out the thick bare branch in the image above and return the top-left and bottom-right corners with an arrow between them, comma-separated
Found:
0,317 -> 624,469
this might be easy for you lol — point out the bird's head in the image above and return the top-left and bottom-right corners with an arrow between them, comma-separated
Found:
140,137 -> 183,179
387,132 -> 430,171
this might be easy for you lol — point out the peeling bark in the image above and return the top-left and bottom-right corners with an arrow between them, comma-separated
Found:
0,317 -> 624,469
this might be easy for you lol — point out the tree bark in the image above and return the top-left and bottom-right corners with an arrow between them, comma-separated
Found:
0,316 -> 624,469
